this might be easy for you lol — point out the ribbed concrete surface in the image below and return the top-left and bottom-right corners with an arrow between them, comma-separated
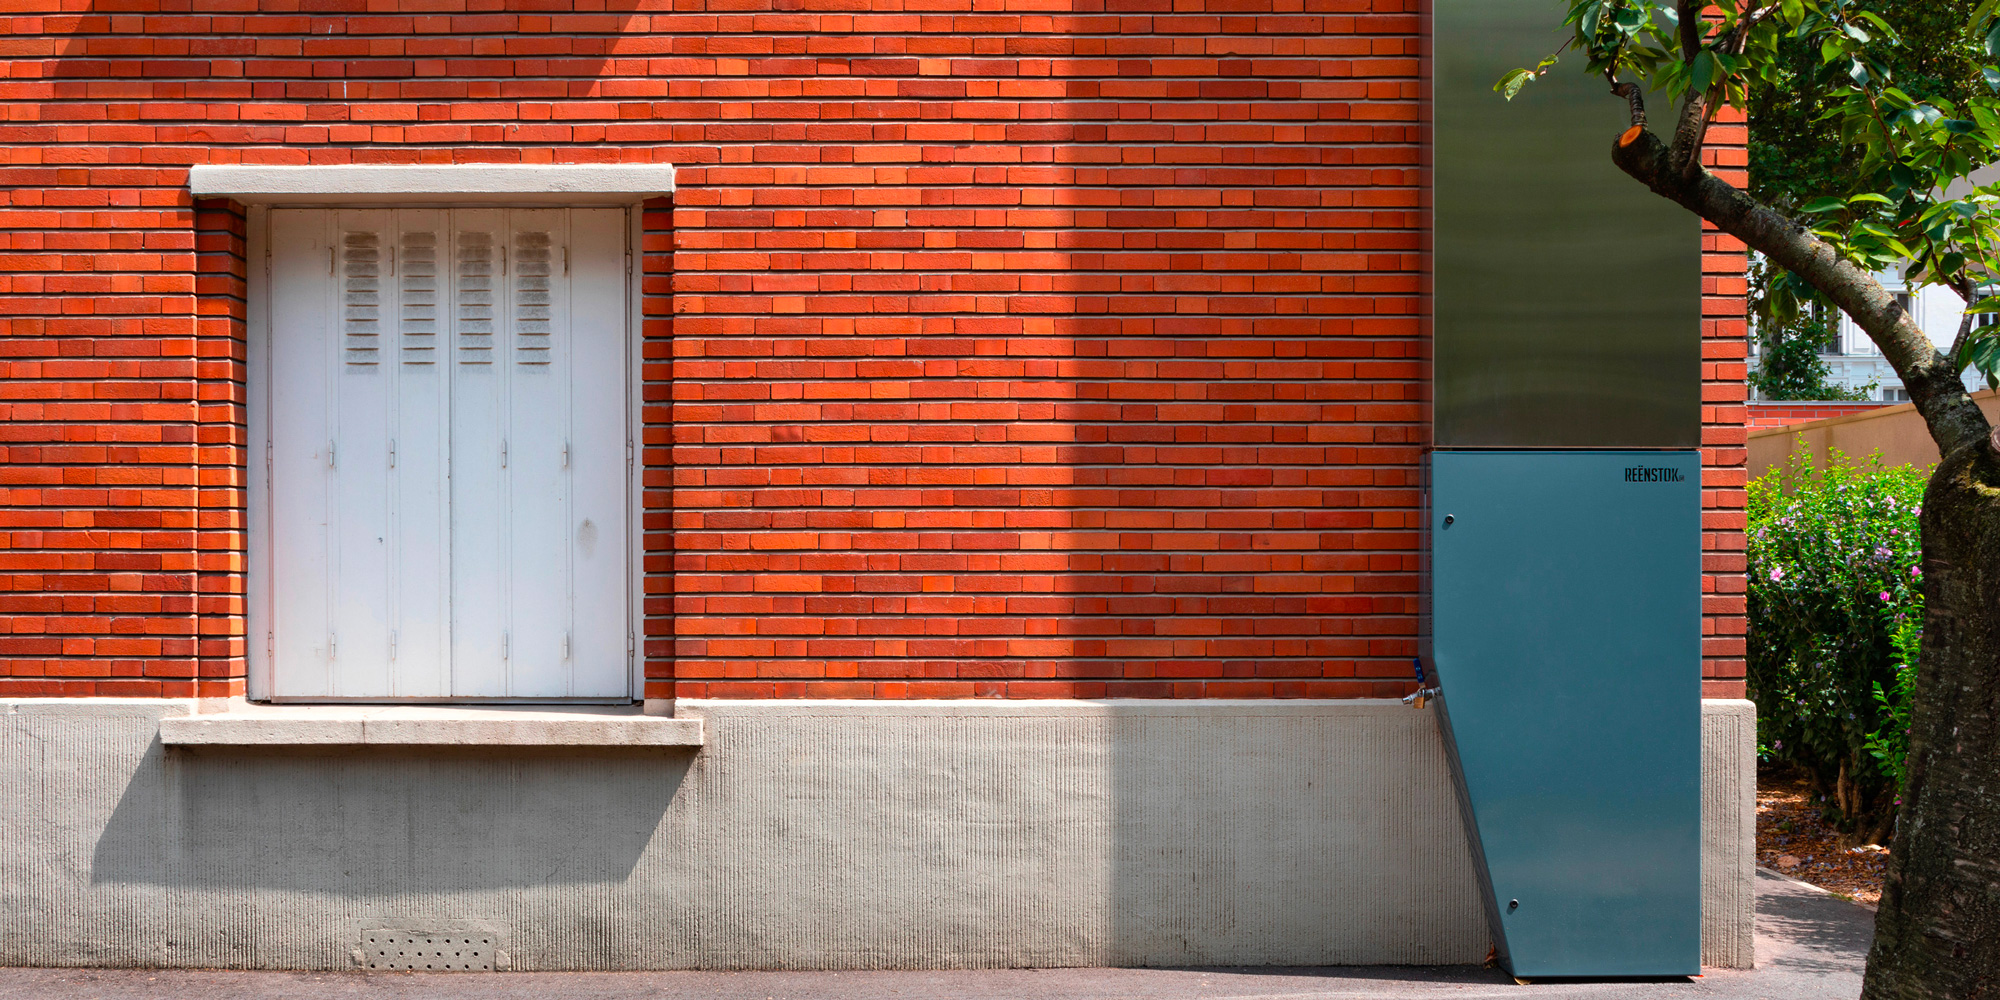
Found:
1700,700 -> 1757,969
0,698 -> 1750,971
0,873 -> 1851,999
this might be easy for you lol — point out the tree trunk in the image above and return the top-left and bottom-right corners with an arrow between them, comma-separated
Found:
1863,447 -> 2000,1000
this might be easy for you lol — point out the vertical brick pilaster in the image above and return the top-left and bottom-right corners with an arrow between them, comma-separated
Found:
1701,106 -> 1751,700
640,197 -> 677,706
193,198 -> 248,698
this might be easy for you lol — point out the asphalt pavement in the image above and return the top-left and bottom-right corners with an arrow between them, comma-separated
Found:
0,869 -> 1872,999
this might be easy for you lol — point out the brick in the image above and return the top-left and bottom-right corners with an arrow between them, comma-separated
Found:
0,3 -> 1743,701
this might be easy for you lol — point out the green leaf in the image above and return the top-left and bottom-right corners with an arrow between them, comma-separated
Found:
1968,296 -> 2000,315
1962,334 -> 2000,390
1693,50 -> 1719,93
1847,193 -> 1894,206
1495,68 -> 1535,100
1801,196 -> 1848,213
1984,67 -> 2000,94
1855,10 -> 1898,42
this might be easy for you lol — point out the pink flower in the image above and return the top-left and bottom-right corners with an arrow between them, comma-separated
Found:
1769,566 -> 1785,583
1880,591 -> 1893,601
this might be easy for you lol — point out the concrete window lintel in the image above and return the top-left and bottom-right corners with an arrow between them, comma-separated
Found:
157,703 -> 702,747
188,164 -> 676,205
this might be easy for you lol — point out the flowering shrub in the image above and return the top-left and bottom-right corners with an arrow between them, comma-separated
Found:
1747,450 -> 1925,839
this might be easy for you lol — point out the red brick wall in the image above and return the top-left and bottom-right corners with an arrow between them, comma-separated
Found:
0,2 -> 1743,701
1746,400 -> 1885,428
1703,107 -> 1751,701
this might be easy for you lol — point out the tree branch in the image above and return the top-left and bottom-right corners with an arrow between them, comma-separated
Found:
1731,0 -> 1778,51
1611,79 -> 1647,128
1678,0 -> 1701,61
1947,285 -> 1979,368
1609,129 -> 1994,460
1671,92 -> 1709,178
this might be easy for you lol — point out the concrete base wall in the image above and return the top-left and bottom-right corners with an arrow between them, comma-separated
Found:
0,698 -> 1754,970
1701,699 -> 1757,969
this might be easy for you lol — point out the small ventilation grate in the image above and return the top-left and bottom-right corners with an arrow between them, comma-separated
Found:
400,230 -> 439,365
341,230 -> 382,366
456,230 -> 497,364
513,230 -> 554,366
359,931 -> 496,972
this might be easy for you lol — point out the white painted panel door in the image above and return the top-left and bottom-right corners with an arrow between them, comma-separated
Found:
392,211 -> 453,697
267,208 -> 629,700
446,209 -> 510,696
566,209 -> 632,697
500,209 -> 572,698
269,209 -> 336,697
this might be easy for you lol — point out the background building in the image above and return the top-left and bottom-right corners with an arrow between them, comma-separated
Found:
1796,277 -> 1996,401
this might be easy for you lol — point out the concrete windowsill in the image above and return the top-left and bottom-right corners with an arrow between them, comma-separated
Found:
188,164 -> 675,204
158,704 -> 702,748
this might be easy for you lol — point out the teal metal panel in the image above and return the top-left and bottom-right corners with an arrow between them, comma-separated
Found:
1429,450 -> 1700,977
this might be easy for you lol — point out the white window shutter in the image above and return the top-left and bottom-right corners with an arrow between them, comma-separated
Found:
268,209 -> 336,697
564,208 -> 632,697
390,211 -> 451,698
326,209 -> 396,698
499,209 -> 573,697
268,207 -> 627,701
448,209 -> 511,696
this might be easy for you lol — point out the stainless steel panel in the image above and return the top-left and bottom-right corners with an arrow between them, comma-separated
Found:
1433,0 -> 1701,447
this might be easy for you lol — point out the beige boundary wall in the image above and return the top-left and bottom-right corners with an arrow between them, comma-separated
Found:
0,698 -> 1756,971
1749,388 -> 2000,480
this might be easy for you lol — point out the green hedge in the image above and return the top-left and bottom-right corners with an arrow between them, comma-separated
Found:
1747,451 -> 1924,840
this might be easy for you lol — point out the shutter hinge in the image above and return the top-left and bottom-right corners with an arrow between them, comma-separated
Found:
264,438 -> 273,476
500,439 -> 508,469
562,441 -> 570,469
627,438 -> 635,471
502,631 -> 510,660
327,441 -> 336,469
329,246 -> 336,275
625,250 -> 633,278
562,245 -> 570,276
328,632 -> 337,660
266,630 -> 274,659
627,633 -> 635,658
388,629 -> 398,661
388,438 -> 396,469
563,631 -> 571,661
386,244 -> 395,278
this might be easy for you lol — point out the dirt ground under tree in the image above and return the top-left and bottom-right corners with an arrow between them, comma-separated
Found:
1756,765 -> 1890,907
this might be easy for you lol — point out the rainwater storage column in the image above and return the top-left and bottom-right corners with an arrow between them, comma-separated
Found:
1428,0 -> 1703,978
